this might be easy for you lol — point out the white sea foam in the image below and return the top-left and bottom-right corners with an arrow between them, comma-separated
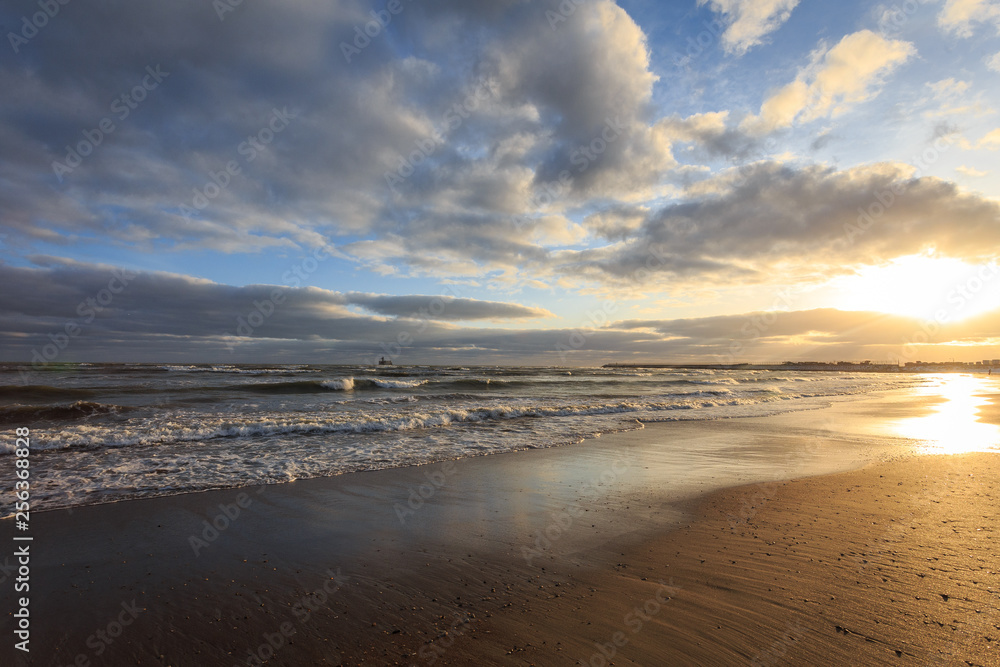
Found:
367,378 -> 429,389
4,393 -> 810,454
321,378 -> 355,391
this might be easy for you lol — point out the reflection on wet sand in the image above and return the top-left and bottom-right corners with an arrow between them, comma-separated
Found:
891,374 -> 1000,454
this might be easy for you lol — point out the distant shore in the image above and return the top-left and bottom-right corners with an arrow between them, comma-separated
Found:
4,382 -> 998,665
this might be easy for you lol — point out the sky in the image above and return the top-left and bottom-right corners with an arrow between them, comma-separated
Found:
1,0 -> 1000,366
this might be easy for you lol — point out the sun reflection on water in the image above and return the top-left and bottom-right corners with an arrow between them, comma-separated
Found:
893,375 -> 1000,454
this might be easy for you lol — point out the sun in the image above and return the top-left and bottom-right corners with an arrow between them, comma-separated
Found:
827,254 -> 1000,322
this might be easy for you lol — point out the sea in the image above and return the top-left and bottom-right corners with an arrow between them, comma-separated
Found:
0,363 -> 927,516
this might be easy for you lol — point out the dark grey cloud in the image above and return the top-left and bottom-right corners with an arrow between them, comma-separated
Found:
810,132 -> 835,151
2,258 -> 998,365
554,161 -> 1000,288
0,258 -> 552,364
345,293 -> 552,320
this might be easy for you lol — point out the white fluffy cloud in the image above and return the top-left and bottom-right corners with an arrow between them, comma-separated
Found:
957,165 -> 989,177
698,0 -> 800,55
938,0 -> 1000,37
978,128 -> 1000,149
742,30 -> 915,135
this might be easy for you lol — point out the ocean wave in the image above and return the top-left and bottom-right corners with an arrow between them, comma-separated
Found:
0,401 -> 124,426
322,377 -> 430,390
0,384 -> 100,402
0,395 -> 783,454
368,378 -> 429,389
447,378 -> 515,388
321,378 -> 354,391
81,376 -> 437,396
689,377 -> 741,385
159,364 -> 300,375
693,388 -> 735,396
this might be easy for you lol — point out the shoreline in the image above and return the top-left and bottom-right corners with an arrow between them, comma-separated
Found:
0,366 -> 923,518
3,382 -> 999,665
9,386 -> 929,521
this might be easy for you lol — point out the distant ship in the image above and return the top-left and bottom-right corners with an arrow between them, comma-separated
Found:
378,356 -> 393,366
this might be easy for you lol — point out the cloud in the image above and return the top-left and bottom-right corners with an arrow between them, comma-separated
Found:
0,258 -> 557,366
583,205 -> 651,242
554,160 -> 1000,291
977,128 -> 1000,149
612,307 -> 1000,362
3,258 -> 997,365
0,0 -> 412,252
741,30 -> 915,135
698,0 -> 800,56
342,154 -> 1000,296
927,78 -> 971,99
1,0 -> 751,283
475,0 -> 679,201
938,0 -> 1000,37
810,131 -> 836,151
616,308 -> 912,345
956,165 -> 989,177
988,51 -> 1000,71
344,293 -> 553,321
919,77 -> 996,120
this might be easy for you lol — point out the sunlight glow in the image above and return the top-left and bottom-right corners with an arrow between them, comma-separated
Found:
892,375 -> 1000,454
828,255 -> 1000,322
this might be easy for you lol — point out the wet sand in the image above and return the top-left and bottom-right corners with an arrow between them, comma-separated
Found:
3,379 -> 999,666
978,393 -> 1000,426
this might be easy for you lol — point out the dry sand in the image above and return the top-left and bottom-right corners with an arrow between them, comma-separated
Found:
4,381 -> 999,666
